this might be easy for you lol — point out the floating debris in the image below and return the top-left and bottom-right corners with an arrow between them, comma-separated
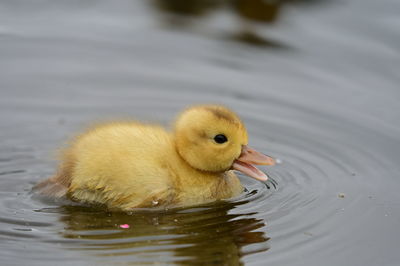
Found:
338,193 -> 345,198
119,224 -> 130,229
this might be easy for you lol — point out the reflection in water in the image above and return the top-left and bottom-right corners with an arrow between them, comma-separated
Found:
151,0 -> 327,46
231,0 -> 280,22
154,0 -> 223,16
230,0 -> 283,46
152,0 -> 223,27
151,0 -> 284,46
56,202 -> 269,264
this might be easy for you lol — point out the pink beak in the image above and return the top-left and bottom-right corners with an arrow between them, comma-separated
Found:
232,145 -> 275,182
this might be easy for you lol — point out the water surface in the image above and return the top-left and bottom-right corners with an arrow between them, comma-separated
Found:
1,0 -> 400,265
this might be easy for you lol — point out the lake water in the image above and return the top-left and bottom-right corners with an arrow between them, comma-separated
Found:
1,0 -> 399,265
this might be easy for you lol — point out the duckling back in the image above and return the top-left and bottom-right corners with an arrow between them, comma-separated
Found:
36,122 -> 176,210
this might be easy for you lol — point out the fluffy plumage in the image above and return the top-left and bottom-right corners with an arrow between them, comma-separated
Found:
34,105 -> 274,211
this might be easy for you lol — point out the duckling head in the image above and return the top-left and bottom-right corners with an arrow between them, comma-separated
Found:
174,105 -> 275,181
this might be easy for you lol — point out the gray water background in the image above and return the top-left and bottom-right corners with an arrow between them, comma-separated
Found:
0,0 -> 400,265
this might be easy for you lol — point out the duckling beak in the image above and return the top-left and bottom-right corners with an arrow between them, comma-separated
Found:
232,145 -> 275,181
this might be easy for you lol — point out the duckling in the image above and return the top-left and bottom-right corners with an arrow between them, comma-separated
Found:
34,105 -> 275,211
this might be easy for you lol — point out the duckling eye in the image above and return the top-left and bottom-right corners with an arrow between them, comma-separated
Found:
214,134 -> 228,144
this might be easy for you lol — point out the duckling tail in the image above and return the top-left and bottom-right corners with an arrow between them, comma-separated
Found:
33,176 -> 69,198
34,149 -> 75,198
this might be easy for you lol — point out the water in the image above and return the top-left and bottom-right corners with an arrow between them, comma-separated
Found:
1,0 -> 400,265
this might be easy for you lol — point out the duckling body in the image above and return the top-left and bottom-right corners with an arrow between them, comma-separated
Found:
35,105 -> 274,211
68,122 -> 242,210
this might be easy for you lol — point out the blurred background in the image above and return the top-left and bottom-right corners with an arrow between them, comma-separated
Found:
0,0 -> 399,265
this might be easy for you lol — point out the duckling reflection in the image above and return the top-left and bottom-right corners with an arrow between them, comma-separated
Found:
58,202 -> 270,265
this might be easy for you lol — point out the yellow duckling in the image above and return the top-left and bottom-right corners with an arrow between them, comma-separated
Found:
35,105 -> 275,211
